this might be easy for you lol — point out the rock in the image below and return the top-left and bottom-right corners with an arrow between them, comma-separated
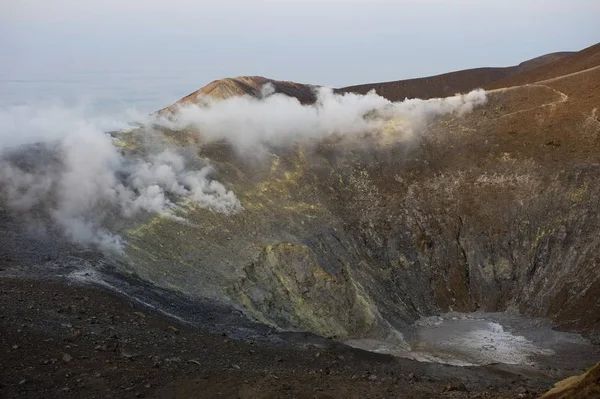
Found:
515,386 -> 529,394
368,374 -> 378,381
408,373 -> 421,383
89,326 -> 102,335
444,381 -> 469,392
167,326 -> 180,334
62,353 -> 74,363
538,363 -> 600,398
121,351 -> 136,359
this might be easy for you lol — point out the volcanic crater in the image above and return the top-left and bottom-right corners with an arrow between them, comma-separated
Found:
2,43 -> 600,398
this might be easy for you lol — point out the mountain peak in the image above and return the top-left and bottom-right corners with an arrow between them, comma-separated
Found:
157,76 -> 317,114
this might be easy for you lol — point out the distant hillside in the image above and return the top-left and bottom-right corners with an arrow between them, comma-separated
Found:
157,76 -> 316,114
485,43 -> 600,89
156,44 -> 599,114
337,52 -> 573,101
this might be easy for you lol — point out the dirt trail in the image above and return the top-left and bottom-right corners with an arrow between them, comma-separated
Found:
491,84 -> 569,119
484,63 -> 600,119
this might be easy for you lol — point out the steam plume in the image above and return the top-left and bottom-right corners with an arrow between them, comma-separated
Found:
154,87 -> 487,149
0,86 -> 487,252
0,103 -> 242,252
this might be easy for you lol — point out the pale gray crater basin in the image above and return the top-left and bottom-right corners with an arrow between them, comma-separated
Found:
346,312 -> 598,369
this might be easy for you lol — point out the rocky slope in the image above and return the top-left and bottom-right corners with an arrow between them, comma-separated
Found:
540,362 -> 600,399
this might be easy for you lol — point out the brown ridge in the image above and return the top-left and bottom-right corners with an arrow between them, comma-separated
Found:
156,43 -> 599,114
156,76 -> 318,115
485,42 -> 600,89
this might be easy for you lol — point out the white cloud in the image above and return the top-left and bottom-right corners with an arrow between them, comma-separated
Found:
154,86 -> 487,150
0,102 -> 242,252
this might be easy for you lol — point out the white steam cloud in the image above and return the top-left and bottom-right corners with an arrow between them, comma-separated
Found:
0,86 -> 487,253
154,87 -> 487,149
0,103 -> 242,252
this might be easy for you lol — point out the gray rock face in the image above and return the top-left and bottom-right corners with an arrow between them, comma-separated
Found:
116,87 -> 600,343
229,243 -> 385,340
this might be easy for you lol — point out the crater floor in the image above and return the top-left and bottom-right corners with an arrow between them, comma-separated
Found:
0,276 -> 585,399
347,312 -> 598,369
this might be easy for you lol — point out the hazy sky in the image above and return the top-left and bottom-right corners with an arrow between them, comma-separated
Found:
1,0 -> 599,88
